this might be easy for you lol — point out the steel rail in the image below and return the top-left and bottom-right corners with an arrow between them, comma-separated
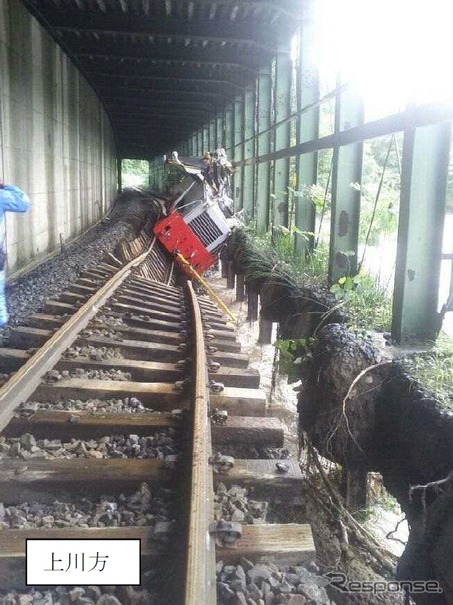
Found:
0,242 -> 155,432
184,281 -> 216,605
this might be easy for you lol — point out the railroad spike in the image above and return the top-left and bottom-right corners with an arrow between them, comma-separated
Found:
209,519 -> 242,548
208,361 -> 221,373
209,408 -> 228,425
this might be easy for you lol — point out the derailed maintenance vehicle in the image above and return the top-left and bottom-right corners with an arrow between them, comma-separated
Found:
154,149 -> 236,275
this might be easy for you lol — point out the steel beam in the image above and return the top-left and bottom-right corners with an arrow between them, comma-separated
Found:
242,84 -> 256,223
238,103 -> 453,167
74,52 -> 257,75
71,44 -> 262,70
209,119 -> 216,152
295,3 -> 319,254
197,130 -> 203,156
272,50 -> 292,228
216,115 -> 224,148
224,104 -> 234,156
328,86 -> 364,284
233,95 -> 244,211
256,65 -> 272,234
392,121 -> 451,342
203,125 -> 210,154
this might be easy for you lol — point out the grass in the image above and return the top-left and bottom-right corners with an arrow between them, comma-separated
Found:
402,334 -> 453,412
343,274 -> 393,333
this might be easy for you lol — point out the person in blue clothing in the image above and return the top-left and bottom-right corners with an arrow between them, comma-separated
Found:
0,180 -> 31,326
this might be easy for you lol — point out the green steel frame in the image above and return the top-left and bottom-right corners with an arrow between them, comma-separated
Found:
328,85 -> 364,284
392,121 -> 451,341
256,65 -> 272,234
233,95 -> 244,211
147,14 -> 453,343
272,49 -> 292,228
242,84 -> 256,222
295,4 -> 319,254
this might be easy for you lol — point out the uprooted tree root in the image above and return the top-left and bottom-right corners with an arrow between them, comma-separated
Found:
299,440 -> 403,605
298,323 -> 453,604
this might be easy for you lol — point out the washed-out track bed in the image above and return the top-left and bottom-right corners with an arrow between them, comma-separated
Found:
0,222 -> 317,605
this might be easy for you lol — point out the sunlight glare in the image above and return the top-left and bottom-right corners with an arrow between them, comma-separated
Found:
314,0 -> 453,116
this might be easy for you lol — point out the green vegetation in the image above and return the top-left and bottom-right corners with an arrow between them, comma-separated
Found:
121,159 -> 149,188
402,335 -> 453,411
330,270 -> 393,333
275,337 -> 315,383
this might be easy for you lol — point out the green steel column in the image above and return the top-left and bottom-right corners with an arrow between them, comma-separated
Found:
191,134 -> 196,155
216,114 -> 224,148
224,106 -> 234,198
273,49 -> 292,228
295,3 -> 319,254
209,119 -> 216,152
233,95 -> 244,211
197,130 -> 202,156
256,65 -> 272,235
205,125 -> 210,153
242,83 -> 256,223
328,86 -> 364,284
224,105 -> 234,157
392,121 -> 451,342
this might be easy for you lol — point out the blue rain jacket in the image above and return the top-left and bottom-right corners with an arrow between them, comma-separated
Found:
0,185 -> 31,325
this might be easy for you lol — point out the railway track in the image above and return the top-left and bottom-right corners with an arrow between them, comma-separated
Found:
0,224 -> 315,604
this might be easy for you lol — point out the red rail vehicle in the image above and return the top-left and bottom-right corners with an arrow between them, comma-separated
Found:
154,149 -> 235,275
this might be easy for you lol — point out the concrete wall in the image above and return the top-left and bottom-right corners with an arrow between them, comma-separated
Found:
0,0 -> 117,274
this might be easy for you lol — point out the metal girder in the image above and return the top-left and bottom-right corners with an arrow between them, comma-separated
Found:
216,114 -> 224,148
224,104 -> 234,156
209,119 -> 216,151
272,50 -> 292,228
233,95 -> 244,211
85,71 -> 243,90
43,10 -> 280,45
75,53 -> 257,75
392,121 -> 451,342
295,1 -> 319,255
237,104 -> 453,167
112,111 -> 209,121
203,125 -> 210,154
328,85 -> 364,284
104,98 -> 218,112
96,85 -> 223,100
197,130 -> 203,156
70,44 -> 261,69
256,64 -> 272,234
110,109 -> 211,120
55,24 -> 277,54
242,83 -> 255,223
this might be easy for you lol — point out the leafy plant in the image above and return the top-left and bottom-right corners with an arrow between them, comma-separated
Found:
275,337 -> 315,382
330,270 -> 393,332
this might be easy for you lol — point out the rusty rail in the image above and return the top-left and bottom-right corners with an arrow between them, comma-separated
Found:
184,280 -> 216,605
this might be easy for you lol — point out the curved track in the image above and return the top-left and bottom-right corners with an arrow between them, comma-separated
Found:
0,229 -> 315,604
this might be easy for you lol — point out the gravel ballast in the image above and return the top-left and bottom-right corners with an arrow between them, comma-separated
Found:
217,560 -> 333,605
0,482 -> 172,530
1,198 -> 150,342
17,397 -> 158,415
0,432 -> 179,460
